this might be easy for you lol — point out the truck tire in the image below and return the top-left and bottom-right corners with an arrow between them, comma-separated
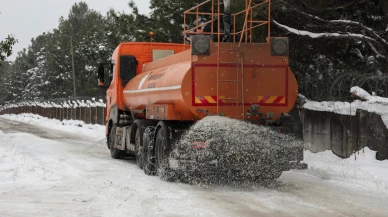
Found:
133,120 -> 155,169
108,125 -> 123,159
155,121 -> 171,175
143,127 -> 156,175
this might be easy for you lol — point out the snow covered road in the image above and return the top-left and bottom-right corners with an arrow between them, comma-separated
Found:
1,115 -> 388,217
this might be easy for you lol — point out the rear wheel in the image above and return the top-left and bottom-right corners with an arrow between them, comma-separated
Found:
143,127 -> 156,175
133,120 -> 154,169
108,125 -> 123,159
155,122 -> 171,175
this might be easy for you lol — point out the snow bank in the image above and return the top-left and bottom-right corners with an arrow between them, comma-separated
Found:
303,100 -> 388,116
0,98 -> 105,112
304,147 -> 388,191
350,86 -> 388,103
303,86 -> 388,128
0,113 -> 104,138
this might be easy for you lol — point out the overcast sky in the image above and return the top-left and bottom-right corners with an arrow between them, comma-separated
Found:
0,0 -> 151,61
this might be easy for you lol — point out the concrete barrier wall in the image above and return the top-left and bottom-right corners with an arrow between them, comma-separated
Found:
303,109 -> 388,159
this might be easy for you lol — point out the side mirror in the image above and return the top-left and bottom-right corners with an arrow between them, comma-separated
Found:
98,64 -> 105,87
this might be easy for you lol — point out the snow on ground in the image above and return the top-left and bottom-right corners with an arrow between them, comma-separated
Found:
0,117 -> 221,217
2,113 -> 387,186
303,86 -> 388,128
0,130 -> 82,188
1,113 -> 104,138
1,114 -> 388,216
304,148 -> 388,191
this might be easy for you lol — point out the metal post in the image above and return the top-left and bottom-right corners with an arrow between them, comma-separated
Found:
268,0 -> 271,43
241,55 -> 244,120
211,0 -> 214,39
70,36 -> 76,97
217,0 -> 221,115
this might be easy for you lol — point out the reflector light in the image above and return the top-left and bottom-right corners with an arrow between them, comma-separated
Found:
271,38 -> 289,56
191,35 -> 211,55
192,141 -> 208,149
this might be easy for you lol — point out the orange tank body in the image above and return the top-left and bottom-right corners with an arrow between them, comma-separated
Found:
119,42 -> 298,122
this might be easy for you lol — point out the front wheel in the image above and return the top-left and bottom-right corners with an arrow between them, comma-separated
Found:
108,125 -> 123,159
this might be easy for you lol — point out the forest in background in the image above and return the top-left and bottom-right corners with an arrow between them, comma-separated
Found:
0,0 -> 387,104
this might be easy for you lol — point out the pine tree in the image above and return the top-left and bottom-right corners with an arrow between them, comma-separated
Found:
0,61 -> 12,103
0,35 -> 17,63
271,0 -> 388,99
58,2 -> 111,97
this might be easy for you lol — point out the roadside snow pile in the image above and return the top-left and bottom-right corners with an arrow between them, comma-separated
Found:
0,99 -> 106,112
304,147 -> 388,191
0,113 -> 104,138
162,116 -> 304,183
303,86 -> 388,128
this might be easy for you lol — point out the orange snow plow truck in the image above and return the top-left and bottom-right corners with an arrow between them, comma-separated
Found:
97,0 -> 307,182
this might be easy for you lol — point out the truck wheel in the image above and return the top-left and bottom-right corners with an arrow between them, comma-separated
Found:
133,120 -> 154,169
155,122 -> 171,175
143,127 -> 156,175
108,125 -> 123,159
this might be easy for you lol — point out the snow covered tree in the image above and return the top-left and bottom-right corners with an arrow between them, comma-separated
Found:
56,2 -> 111,97
6,0 -> 386,102
271,0 -> 388,99
2,2 -> 112,101
105,2 -> 153,44
13,49 -> 35,100
149,0 -> 236,43
0,35 -> 17,63
0,61 -> 12,103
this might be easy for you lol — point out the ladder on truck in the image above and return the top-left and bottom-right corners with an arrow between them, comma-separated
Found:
184,0 -> 272,119
217,43 -> 241,119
